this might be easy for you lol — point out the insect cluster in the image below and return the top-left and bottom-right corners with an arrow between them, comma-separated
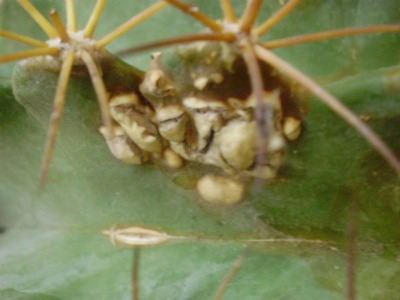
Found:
105,39 -> 303,204
1,0 -> 400,204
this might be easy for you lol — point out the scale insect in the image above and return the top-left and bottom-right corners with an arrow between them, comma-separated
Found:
0,0 -> 168,188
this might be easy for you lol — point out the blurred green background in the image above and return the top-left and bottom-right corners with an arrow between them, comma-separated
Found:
1,1 -> 399,299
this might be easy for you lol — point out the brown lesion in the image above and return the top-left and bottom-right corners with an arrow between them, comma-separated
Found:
118,0 -> 400,174
139,42 -> 290,179
137,29 -> 302,176
147,40 -> 302,135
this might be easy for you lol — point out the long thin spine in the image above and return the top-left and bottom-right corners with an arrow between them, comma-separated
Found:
254,44 -> 400,174
49,10 -> 69,42
212,247 -> 249,300
239,0 -> 262,33
163,0 -> 223,32
220,0 -> 237,22
80,51 -> 114,145
346,197 -> 358,300
119,24 -> 400,57
263,25 -> 400,49
132,248 -> 140,300
0,48 -> 59,63
84,0 -> 107,37
17,0 -> 58,38
241,40 -> 268,174
40,50 -> 75,189
255,0 -> 301,36
0,29 -> 48,47
117,32 -> 236,56
96,1 -> 167,49
65,0 -> 77,32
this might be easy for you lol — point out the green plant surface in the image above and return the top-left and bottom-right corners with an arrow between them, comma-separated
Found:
1,1 -> 400,299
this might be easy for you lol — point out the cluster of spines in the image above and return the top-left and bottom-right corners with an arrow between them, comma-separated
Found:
0,0 -> 168,187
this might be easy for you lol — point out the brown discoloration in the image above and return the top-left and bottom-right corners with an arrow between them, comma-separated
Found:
139,42 -> 302,177
99,41 -> 304,204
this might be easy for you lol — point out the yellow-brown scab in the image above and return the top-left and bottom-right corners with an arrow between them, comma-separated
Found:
197,175 -> 244,205
157,105 -> 188,142
108,94 -> 163,154
283,117 -> 302,141
99,126 -> 148,165
215,120 -> 257,170
163,148 -> 184,169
